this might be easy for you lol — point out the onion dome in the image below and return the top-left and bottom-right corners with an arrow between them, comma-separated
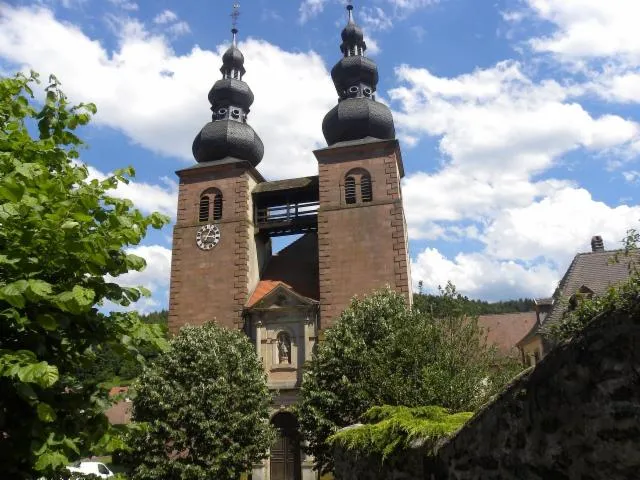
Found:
322,4 -> 395,146
193,28 -> 264,167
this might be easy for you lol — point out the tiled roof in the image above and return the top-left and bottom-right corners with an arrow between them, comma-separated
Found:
246,280 -> 289,308
252,175 -> 318,194
543,249 -> 639,329
477,312 -> 538,356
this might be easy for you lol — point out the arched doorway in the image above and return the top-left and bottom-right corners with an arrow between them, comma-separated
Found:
270,412 -> 301,480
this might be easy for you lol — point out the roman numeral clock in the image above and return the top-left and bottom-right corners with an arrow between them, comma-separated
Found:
195,224 -> 221,250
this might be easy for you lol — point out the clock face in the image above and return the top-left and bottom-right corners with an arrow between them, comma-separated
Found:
195,224 -> 221,250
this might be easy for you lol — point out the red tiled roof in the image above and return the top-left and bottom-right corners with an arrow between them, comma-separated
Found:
477,312 -> 538,356
246,280 -> 290,308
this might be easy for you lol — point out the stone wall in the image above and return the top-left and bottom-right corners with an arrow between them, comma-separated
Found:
333,308 -> 640,480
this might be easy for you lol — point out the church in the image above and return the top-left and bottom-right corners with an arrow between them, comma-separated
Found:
168,4 -> 411,479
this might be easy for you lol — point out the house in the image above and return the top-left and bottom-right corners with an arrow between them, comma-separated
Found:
477,312 -> 538,358
517,236 -> 638,365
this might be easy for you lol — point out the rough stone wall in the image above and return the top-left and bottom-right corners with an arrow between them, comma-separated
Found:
333,446 -> 425,480
332,308 -> 640,480
169,163 -> 258,334
436,307 -> 640,480
315,140 -> 411,328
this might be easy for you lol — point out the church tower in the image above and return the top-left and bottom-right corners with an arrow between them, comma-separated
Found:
315,4 -> 412,325
168,26 -> 269,334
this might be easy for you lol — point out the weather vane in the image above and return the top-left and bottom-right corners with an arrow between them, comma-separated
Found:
231,2 -> 240,45
231,2 -> 240,30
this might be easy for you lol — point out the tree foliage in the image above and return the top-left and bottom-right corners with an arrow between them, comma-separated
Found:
414,281 -> 535,316
0,72 -> 169,478
328,405 -> 473,460
76,310 -> 169,387
122,322 -> 274,480
297,288 -> 522,473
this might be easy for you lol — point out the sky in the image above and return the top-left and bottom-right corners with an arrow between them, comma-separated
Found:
1,0 -> 639,312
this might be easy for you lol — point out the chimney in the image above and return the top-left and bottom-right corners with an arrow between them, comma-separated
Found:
591,235 -> 604,252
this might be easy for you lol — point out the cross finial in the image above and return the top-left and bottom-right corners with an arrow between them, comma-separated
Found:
346,2 -> 354,22
231,2 -> 240,45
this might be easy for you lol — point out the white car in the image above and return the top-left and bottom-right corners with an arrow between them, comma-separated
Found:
66,461 -> 114,478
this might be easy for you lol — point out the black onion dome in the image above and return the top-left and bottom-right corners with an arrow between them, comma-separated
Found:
322,98 -> 395,146
208,78 -> 254,111
322,3 -> 395,146
192,27 -> 263,166
193,121 -> 264,167
221,45 -> 245,76
341,18 -> 363,43
330,56 -> 379,96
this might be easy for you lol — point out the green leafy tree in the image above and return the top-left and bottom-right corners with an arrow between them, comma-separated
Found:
413,281 -> 535,316
297,288 -> 521,473
0,72 -> 169,478
122,322 -> 274,480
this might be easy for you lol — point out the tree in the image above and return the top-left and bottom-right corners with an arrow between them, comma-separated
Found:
122,322 -> 274,480
297,288 -> 521,473
413,281 -> 535,316
0,72 -> 169,478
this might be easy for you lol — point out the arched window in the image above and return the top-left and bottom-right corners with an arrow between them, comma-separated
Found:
344,168 -> 372,205
344,176 -> 356,204
199,188 -> 223,222
213,193 -> 223,220
360,173 -> 372,203
198,196 -> 210,222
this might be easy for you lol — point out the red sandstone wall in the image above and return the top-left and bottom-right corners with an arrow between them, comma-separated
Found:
168,164 -> 257,334
316,140 -> 411,327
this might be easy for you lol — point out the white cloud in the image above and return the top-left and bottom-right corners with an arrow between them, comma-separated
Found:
623,170 -> 640,184
0,5 -> 336,180
390,61 -> 639,179
361,7 -> 393,32
525,0 -> 640,63
387,0 -> 439,14
108,244 -> 172,313
84,165 -> 178,219
411,248 -> 560,301
394,58 -> 640,298
153,9 -> 177,25
108,0 -> 138,11
483,187 -> 640,264
299,0 -> 329,24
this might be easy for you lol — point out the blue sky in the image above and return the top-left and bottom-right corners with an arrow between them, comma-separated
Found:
1,0 -> 639,312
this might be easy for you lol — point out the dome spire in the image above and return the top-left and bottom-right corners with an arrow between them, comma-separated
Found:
192,1 -> 264,167
321,2 -> 395,146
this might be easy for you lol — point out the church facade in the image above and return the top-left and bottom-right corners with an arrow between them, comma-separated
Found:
168,5 -> 411,479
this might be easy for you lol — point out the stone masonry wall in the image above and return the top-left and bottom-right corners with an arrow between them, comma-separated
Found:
315,140 -> 411,328
169,164 -> 256,334
432,307 -> 640,480
333,307 -> 640,480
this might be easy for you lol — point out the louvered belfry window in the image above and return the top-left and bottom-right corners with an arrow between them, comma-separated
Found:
213,193 -> 223,220
199,188 -> 223,222
345,176 -> 356,204
344,169 -> 372,205
198,195 -> 210,222
360,174 -> 372,202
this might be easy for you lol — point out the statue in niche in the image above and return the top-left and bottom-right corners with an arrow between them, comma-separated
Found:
277,333 -> 291,364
